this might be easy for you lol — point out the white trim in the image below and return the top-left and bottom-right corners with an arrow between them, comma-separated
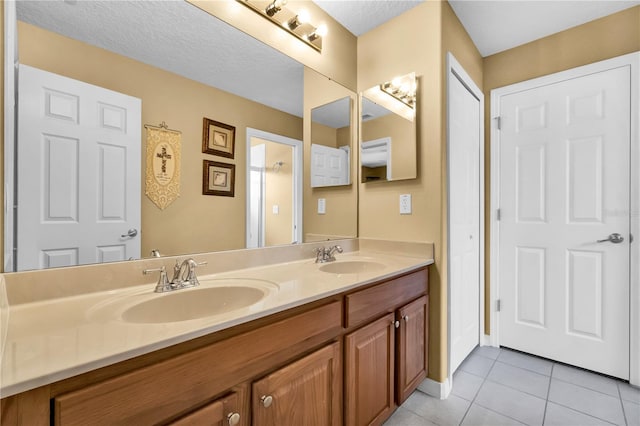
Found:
4,1 -> 17,272
445,52 -> 485,381
417,377 -> 452,400
245,128 -> 303,247
490,52 -> 640,385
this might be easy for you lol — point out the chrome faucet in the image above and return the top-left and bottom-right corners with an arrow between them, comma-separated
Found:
143,258 -> 207,293
314,245 -> 343,263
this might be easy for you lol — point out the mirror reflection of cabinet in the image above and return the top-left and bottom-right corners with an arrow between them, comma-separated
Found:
360,72 -> 417,183
310,97 -> 352,187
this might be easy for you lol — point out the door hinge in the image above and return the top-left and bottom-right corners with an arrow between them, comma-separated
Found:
494,116 -> 501,130
496,299 -> 501,312
496,208 -> 501,221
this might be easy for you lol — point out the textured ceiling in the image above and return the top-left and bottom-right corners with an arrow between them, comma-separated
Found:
17,0 -> 305,117
449,0 -> 640,57
312,96 -> 352,129
312,0 -> 424,36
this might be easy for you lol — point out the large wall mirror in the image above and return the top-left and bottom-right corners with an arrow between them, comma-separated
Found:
5,0 -> 358,272
310,96 -> 352,187
360,72 -> 417,182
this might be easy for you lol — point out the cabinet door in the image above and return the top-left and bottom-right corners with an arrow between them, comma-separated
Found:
252,342 -> 341,426
345,313 -> 395,426
170,388 -> 246,426
396,296 -> 428,404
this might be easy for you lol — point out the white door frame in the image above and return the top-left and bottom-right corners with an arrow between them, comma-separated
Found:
245,128 -> 303,247
446,53 -> 485,380
4,0 -> 17,272
490,52 -> 640,385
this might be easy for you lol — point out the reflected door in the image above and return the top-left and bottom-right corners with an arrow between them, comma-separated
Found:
248,143 -> 266,248
499,65 -> 630,379
17,65 -> 141,271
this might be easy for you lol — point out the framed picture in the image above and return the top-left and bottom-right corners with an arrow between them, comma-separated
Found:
202,118 -> 235,159
202,160 -> 235,197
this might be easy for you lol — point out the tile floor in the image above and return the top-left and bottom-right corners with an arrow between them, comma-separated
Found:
384,346 -> 640,426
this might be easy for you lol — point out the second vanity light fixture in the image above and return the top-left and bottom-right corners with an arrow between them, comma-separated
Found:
237,0 -> 327,52
380,73 -> 417,109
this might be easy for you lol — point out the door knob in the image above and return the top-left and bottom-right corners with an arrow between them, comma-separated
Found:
597,233 -> 624,244
261,395 -> 273,408
121,228 -> 138,238
227,412 -> 241,426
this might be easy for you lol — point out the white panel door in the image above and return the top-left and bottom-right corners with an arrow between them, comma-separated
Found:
499,66 -> 630,379
17,65 -> 141,271
449,72 -> 481,373
310,143 -> 348,187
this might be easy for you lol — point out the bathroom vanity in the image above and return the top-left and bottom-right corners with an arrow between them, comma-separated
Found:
0,240 -> 433,425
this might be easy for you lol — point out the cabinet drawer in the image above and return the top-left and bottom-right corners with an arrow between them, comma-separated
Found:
345,268 -> 428,328
54,301 -> 342,425
170,390 -> 242,426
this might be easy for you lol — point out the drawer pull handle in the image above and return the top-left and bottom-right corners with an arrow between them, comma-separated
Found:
227,412 -> 241,425
394,320 -> 400,328
261,395 -> 273,408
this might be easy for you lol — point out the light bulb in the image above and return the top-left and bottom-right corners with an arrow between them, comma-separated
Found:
315,24 -> 328,37
298,9 -> 310,24
391,77 -> 402,88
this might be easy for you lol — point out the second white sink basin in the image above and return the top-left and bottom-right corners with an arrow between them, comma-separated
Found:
319,260 -> 385,274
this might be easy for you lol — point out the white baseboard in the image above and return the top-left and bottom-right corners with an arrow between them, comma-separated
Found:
417,377 -> 451,400
481,334 -> 496,347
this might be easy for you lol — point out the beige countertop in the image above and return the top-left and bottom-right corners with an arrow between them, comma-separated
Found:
0,240 -> 433,398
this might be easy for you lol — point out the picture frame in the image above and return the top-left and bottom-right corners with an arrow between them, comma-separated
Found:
202,118 -> 235,159
202,160 -> 235,197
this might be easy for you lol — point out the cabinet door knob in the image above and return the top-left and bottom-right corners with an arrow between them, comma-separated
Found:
403,315 -> 409,322
261,395 -> 273,408
394,320 -> 400,328
227,412 -> 241,426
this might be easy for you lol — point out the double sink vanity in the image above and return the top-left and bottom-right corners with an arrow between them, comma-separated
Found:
0,239 -> 433,425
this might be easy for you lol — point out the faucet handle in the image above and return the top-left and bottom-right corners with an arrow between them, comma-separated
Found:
143,266 -> 172,293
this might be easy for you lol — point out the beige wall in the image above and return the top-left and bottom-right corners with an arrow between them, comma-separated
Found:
304,67 -> 358,241
482,5 -> 640,333
358,0 -> 446,381
18,22 -> 302,258
188,0 -> 357,90
311,122 -> 338,148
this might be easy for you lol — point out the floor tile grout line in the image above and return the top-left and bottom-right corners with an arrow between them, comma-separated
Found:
472,400 -> 535,425
458,352 -> 499,426
618,381 -> 629,426
541,363 -> 554,425
482,375 -> 550,401
550,375 -> 627,399
545,400 -> 620,426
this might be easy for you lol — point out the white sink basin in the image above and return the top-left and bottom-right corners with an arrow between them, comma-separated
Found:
319,260 -> 385,274
88,278 -> 278,324
122,286 -> 267,323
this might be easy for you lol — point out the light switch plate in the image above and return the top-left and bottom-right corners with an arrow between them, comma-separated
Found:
400,194 -> 412,215
318,198 -> 326,214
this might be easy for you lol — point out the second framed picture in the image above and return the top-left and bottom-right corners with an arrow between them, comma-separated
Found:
202,118 -> 235,158
203,160 -> 235,197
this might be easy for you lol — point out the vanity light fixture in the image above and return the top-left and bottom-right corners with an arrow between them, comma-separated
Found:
380,73 -> 417,109
236,0 -> 326,52
265,0 -> 287,17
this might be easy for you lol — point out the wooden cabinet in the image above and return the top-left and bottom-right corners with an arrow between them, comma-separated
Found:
396,295 -> 428,404
170,388 -> 246,426
1,267 -> 430,426
345,313 -> 396,426
344,270 -> 429,425
252,342 -> 341,426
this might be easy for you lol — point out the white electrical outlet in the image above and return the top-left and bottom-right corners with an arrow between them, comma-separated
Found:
318,198 -> 326,214
272,205 -> 279,215
400,194 -> 412,215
